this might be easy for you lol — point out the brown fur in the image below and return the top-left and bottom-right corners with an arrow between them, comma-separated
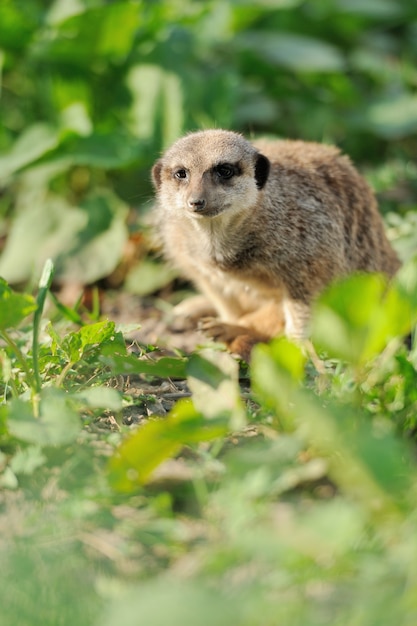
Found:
152,130 -> 401,360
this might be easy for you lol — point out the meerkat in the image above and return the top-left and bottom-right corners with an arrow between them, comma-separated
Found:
151,130 -> 401,360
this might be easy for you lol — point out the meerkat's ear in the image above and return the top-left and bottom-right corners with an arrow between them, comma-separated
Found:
254,153 -> 270,189
152,160 -> 163,190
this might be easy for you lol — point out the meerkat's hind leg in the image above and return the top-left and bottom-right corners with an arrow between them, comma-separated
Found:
282,298 -> 310,341
283,298 -> 327,376
238,301 -> 285,337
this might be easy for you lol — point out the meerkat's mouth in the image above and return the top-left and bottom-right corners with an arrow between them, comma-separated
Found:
187,206 -> 226,218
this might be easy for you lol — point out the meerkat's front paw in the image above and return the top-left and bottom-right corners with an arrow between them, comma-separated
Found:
199,318 -> 269,362
198,317 -> 245,343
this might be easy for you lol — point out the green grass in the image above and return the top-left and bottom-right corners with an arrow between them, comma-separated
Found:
1,256 -> 417,626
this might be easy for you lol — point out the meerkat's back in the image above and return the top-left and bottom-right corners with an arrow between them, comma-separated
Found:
253,137 -> 400,278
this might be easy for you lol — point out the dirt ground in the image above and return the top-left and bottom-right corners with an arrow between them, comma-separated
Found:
101,290 -> 205,355
96,290 -> 239,432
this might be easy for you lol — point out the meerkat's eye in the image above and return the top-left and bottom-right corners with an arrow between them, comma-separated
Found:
214,163 -> 235,180
174,169 -> 188,180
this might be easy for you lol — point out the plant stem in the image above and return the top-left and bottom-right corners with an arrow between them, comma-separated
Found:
55,360 -> 76,388
32,259 -> 55,395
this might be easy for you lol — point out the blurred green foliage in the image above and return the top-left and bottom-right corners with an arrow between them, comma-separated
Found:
1,3 -> 417,625
1,261 -> 417,625
0,0 -> 416,283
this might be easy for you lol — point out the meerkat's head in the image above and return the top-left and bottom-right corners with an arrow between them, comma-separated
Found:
152,130 -> 270,219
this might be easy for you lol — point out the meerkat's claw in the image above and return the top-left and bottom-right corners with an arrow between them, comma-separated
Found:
198,317 -> 242,342
199,318 -> 270,362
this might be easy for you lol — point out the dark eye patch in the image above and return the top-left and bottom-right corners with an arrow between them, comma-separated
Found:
213,162 -> 241,180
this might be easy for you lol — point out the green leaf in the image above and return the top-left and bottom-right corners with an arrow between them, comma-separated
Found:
127,64 -> 184,147
251,337 -> 306,429
9,446 -> 47,475
52,191 -> 129,284
71,387 -> 122,411
0,1 -> 38,51
0,124 -> 60,182
239,31 -> 345,72
102,354 -> 188,379
295,390 -> 413,511
0,189 -> 128,285
8,389 -> 81,446
0,278 -> 37,330
395,256 -> 417,312
125,259 -> 178,296
40,2 -> 140,65
60,320 -> 119,362
337,0 -> 406,19
186,353 -> 227,388
186,350 -> 246,429
46,0 -> 86,25
312,273 -> 415,364
78,320 -> 117,350
224,435 -> 306,490
54,132 -> 144,169
0,467 -> 18,489
0,405 -> 8,436
366,95 -> 417,139
61,332 -> 83,362
108,399 -> 227,491
102,581 -> 239,626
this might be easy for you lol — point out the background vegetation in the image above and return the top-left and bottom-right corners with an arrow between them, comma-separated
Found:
1,1 -> 417,624
1,0 -> 417,284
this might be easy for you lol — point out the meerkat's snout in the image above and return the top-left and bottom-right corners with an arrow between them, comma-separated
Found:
187,197 -> 206,212
183,175 -> 209,215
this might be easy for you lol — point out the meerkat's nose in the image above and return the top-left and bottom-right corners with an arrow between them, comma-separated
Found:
187,198 -> 206,212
